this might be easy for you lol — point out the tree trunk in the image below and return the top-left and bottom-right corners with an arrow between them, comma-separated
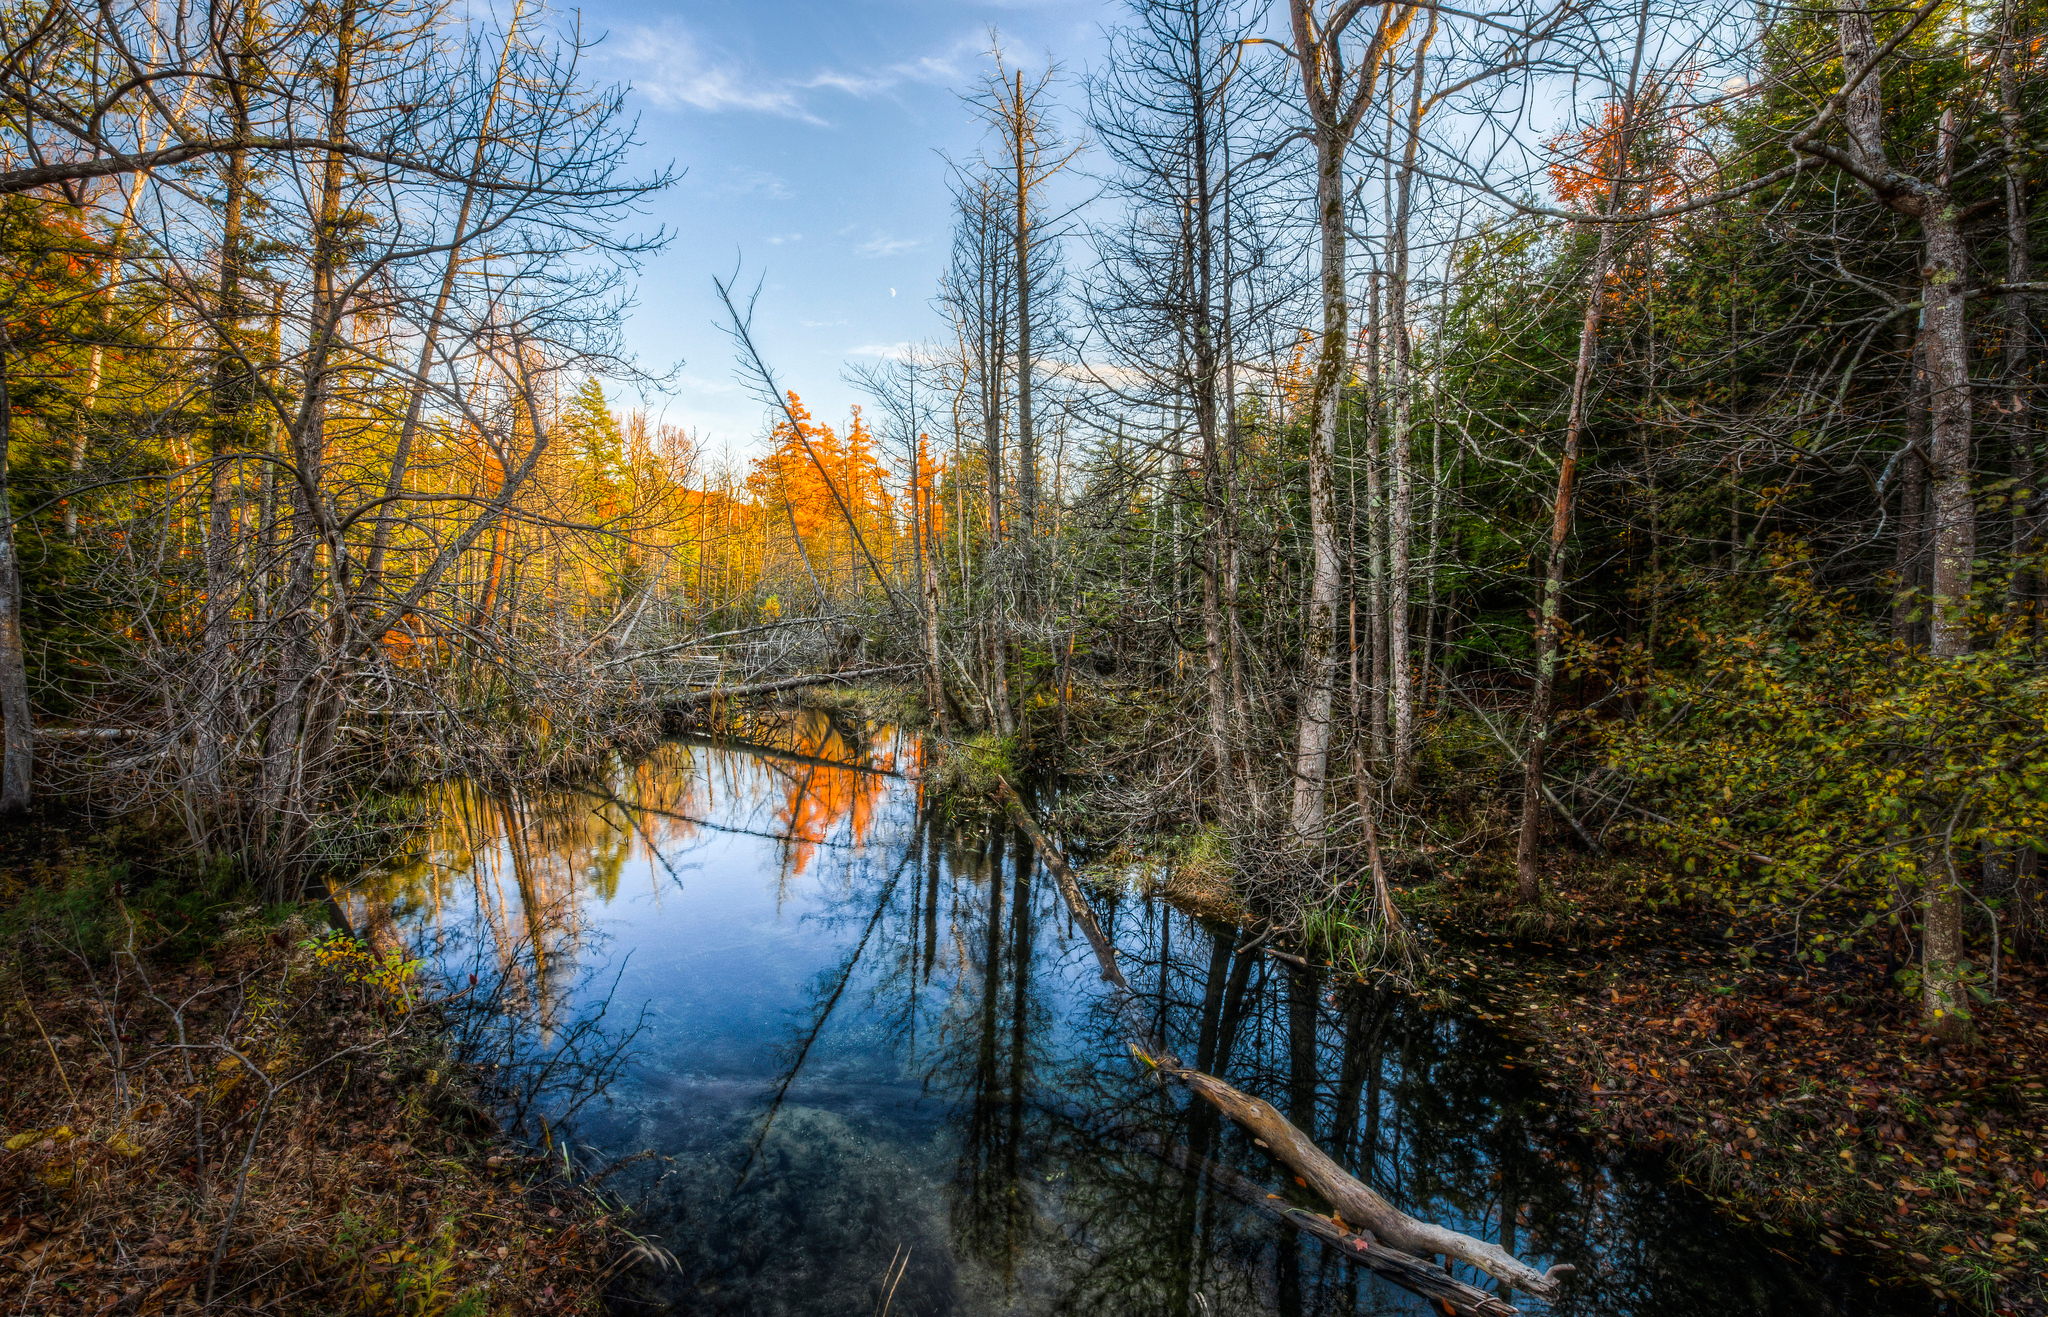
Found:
0,344 -> 32,811
1386,11 -> 1436,792
1894,328 -> 1929,646
1918,117 -> 1976,1043
1364,271 -> 1389,768
1012,71 -> 1038,603
1290,128 -> 1349,842
1515,214 -> 1621,904
1516,0 -> 1647,903
1999,0 -> 2035,610
917,441 -> 950,735
1832,3 -> 1979,1040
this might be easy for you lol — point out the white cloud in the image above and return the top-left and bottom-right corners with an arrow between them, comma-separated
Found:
610,26 -> 978,125
614,26 -> 824,123
1050,360 -> 1151,390
800,37 -> 978,99
765,232 -> 802,245
716,169 -> 793,200
848,342 -> 915,361
858,234 -> 921,258
675,371 -> 744,396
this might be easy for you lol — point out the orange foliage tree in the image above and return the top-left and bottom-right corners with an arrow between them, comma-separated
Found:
745,393 -> 896,601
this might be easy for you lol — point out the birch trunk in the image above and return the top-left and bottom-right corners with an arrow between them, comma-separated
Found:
1385,11 -> 1436,793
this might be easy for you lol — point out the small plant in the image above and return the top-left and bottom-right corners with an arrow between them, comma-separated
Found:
305,931 -> 424,1010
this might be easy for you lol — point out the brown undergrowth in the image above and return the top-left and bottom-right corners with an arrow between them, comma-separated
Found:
0,873 -> 631,1315
1412,866 -> 2048,1317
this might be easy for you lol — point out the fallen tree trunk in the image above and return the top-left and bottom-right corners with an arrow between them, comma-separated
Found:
663,665 -> 916,708
1140,1135 -> 1517,1317
993,776 -> 1572,1303
34,727 -> 145,740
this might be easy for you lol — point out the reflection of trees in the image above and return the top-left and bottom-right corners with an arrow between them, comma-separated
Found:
354,718 -> 905,1006
1080,899 -> 1870,1317
352,729 -> 1882,1317
736,824 -> 927,1188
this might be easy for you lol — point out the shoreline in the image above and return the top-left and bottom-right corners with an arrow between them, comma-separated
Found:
0,840 -> 626,1315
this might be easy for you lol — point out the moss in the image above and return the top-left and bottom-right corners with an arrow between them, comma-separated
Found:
925,731 -> 1018,810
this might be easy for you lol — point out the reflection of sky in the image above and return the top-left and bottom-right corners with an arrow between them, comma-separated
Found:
351,723 -> 1914,1317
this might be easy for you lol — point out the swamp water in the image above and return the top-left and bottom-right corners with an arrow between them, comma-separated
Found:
347,713 -> 1925,1317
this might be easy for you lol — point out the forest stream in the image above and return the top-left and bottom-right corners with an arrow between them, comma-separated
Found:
341,711 -> 1931,1317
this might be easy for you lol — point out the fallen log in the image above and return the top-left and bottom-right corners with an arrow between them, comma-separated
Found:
993,776 -> 1572,1303
34,727 -> 145,739
1139,1135 -> 1517,1317
663,665 -> 916,707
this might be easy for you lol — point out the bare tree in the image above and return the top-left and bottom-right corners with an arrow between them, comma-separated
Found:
1278,0 -> 1419,843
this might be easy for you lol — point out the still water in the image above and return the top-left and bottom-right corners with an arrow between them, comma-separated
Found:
348,711 -> 1916,1317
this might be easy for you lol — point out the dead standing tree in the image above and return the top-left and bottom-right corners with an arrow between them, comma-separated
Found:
1515,0 -> 1651,905
1788,0 -> 1982,1039
1083,0 -> 1285,811
1276,0 -> 1420,844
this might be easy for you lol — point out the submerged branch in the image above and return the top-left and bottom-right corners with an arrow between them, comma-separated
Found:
993,776 -> 1572,1308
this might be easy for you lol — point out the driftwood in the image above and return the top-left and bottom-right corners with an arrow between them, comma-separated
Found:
1140,1135 -> 1517,1317
662,665 -> 916,708
993,777 -> 1571,1305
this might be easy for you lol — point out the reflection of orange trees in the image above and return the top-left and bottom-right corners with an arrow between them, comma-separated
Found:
350,729 -> 907,995
354,749 -> 715,987
746,709 -> 898,879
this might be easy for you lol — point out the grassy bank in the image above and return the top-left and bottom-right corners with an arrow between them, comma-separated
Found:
0,822 -> 626,1316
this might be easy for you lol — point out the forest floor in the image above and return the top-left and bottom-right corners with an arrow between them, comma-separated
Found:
0,818 -> 627,1316
1409,862 -> 2048,1317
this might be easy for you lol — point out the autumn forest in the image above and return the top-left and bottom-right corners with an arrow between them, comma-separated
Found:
1,0 -> 2046,1312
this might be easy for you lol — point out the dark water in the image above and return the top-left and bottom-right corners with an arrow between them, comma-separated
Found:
348,713 -> 1923,1317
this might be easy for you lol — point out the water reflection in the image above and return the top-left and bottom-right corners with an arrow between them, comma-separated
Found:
348,716 -> 1924,1317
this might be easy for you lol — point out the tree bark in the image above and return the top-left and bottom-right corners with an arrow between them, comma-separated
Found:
1385,11 -> 1436,792
1012,70 -> 1038,602
1894,328 -> 1929,646
1286,2 -> 1415,840
1999,0 -> 2036,609
1515,0 -> 1647,903
1515,212 -> 1620,904
0,343 -> 32,811
1364,271 -> 1389,768
1829,1 -> 1977,1040
1292,119 -> 1347,841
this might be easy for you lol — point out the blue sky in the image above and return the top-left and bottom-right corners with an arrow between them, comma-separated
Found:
574,0 -> 1111,458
